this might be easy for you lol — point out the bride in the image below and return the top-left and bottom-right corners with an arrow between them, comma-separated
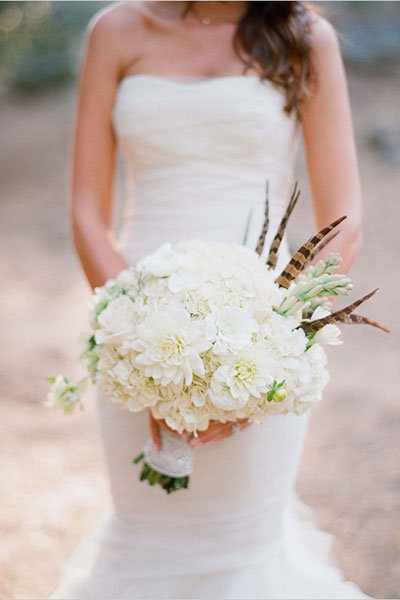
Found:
50,1 -> 368,598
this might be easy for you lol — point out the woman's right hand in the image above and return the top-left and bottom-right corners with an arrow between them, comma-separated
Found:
149,412 -> 189,451
149,411 -> 250,451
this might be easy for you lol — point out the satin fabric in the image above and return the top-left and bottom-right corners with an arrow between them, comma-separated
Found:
50,74 -> 369,599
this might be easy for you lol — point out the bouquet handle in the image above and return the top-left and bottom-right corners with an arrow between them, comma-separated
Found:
142,427 -> 194,477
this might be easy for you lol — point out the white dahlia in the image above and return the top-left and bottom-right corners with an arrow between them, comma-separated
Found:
209,343 -> 277,410
131,306 -> 211,386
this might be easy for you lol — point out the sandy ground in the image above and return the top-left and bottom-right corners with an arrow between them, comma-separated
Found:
0,68 -> 399,599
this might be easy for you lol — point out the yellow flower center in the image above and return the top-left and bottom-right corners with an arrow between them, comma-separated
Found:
234,360 -> 257,382
159,334 -> 185,358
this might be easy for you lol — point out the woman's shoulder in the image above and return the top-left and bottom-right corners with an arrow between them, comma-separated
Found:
85,1 -> 146,44
307,12 -> 340,55
82,2 -> 149,77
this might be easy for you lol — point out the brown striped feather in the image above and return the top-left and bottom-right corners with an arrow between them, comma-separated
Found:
304,230 -> 340,267
266,181 -> 300,269
299,288 -> 379,335
255,180 -> 270,256
337,313 -> 390,333
275,215 -> 347,288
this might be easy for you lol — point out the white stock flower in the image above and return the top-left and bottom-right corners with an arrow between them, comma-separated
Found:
45,374 -> 86,414
131,306 -> 211,386
310,305 -> 331,320
312,324 -> 343,346
309,305 -> 342,346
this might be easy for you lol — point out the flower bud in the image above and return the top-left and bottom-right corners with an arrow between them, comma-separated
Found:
272,388 -> 287,402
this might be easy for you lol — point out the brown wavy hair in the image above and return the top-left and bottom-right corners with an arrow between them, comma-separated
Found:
182,1 -> 324,119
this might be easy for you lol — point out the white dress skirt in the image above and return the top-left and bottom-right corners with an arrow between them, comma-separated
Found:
50,74 -> 370,599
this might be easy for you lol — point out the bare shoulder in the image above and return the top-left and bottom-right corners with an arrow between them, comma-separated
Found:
307,13 -> 340,56
81,2 -> 146,78
300,13 -> 348,118
85,1 -> 145,45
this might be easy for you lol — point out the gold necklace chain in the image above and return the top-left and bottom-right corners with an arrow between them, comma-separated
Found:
188,4 -> 240,26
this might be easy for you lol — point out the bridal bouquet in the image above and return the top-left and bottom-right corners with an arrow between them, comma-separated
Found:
46,182 -> 388,493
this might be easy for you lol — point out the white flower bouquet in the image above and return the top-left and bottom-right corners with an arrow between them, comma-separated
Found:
46,182 -> 388,493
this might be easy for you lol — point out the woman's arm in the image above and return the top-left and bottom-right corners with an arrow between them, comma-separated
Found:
299,16 -> 363,275
70,9 -> 129,291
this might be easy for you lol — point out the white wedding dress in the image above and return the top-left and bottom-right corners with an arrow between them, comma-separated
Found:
50,74 -> 369,599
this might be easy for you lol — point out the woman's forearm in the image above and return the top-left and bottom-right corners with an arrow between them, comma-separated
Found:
309,221 -> 363,275
71,198 -> 127,291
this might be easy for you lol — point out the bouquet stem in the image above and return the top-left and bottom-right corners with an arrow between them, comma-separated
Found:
132,453 -> 189,493
132,428 -> 194,494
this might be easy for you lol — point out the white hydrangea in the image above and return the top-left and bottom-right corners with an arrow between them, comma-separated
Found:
54,240 -> 335,433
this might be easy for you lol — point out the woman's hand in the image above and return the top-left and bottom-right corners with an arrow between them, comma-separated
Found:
188,419 -> 251,448
149,412 -> 188,451
149,412 -> 251,450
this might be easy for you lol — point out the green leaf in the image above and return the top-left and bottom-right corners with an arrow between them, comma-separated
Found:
95,299 -> 108,316
88,335 -> 97,350
132,452 -> 144,464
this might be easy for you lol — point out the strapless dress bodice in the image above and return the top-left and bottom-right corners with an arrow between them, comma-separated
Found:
50,73 -> 370,600
111,74 -> 301,269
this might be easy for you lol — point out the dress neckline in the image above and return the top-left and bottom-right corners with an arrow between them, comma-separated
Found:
117,73 -> 267,89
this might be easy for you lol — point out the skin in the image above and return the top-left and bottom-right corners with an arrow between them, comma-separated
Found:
70,1 -> 363,450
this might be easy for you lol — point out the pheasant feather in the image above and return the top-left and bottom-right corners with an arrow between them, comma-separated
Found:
266,181 -> 300,269
337,313 -> 390,333
299,288 -> 379,336
275,215 -> 347,288
255,180 -> 270,256
304,230 -> 340,267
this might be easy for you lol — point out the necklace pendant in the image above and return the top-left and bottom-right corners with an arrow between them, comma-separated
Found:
202,17 -> 211,25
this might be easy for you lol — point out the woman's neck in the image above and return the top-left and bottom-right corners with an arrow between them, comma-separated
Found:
149,1 -> 249,26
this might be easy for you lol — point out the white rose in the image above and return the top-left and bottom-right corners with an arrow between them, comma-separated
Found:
136,243 -> 183,277
95,295 -> 136,345
206,306 -> 258,355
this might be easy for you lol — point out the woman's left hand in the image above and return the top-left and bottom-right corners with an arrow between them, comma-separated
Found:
189,418 -> 251,448
150,412 -> 251,449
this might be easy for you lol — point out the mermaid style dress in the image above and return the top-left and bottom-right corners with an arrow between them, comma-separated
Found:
50,74 -> 369,599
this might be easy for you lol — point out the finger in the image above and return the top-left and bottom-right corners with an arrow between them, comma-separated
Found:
190,433 -> 227,448
202,419 -> 249,439
190,420 -> 251,447
190,424 -> 233,446
149,412 -> 162,451
157,418 -> 189,440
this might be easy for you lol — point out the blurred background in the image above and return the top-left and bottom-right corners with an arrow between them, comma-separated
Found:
1,1 -> 400,598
